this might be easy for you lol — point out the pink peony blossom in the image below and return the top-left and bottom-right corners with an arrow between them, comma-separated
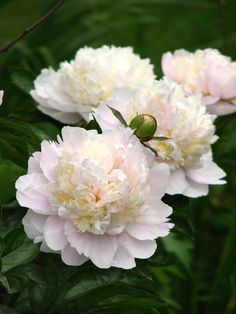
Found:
16,127 -> 173,269
162,49 -> 236,115
95,78 -> 226,198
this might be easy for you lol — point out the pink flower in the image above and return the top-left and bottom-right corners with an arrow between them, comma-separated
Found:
162,49 -> 236,115
95,78 -> 226,198
16,127 -> 173,269
0,91 -> 4,106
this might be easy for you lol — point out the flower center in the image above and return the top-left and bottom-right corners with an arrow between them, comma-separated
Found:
48,153 -> 149,235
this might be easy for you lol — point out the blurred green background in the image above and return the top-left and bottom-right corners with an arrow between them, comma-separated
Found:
0,0 -> 236,313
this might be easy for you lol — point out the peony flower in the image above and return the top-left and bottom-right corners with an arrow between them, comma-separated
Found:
95,78 -> 226,197
15,126 -> 173,269
162,48 -> 236,115
30,46 -> 156,123
0,90 -> 3,106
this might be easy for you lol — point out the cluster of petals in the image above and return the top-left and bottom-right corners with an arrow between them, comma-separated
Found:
95,78 -> 226,197
30,45 -> 156,123
15,126 -> 173,269
162,48 -> 236,115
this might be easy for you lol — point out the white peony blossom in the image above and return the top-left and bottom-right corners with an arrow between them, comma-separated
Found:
95,78 -> 226,197
30,46 -> 156,123
16,126 -> 173,269
162,48 -> 236,115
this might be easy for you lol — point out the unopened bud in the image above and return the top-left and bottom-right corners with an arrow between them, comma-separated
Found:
129,114 -> 157,142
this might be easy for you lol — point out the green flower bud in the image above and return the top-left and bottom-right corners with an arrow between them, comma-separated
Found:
129,114 -> 157,142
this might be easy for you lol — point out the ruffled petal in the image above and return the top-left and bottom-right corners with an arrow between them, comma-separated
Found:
65,222 -> 117,268
43,216 -> 67,251
40,141 -> 60,181
166,168 -> 188,195
186,154 -> 226,185
61,244 -> 88,266
15,173 -> 53,215
207,100 -> 236,116
38,103 -> 81,124
60,126 -> 97,152
148,163 -> 170,201
117,233 -> 157,259
111,246 -> 135,269
22,210 -> 48,241
183,177 -> 209,198
28,152 -> 42,174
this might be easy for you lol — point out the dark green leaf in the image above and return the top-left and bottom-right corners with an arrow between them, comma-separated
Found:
108,106 -> 128,127
86,116 -> 102,134
152,136 -> 170,141
10,68 -> 34,94
0,160 -> 25,204
1,228 -> 39,273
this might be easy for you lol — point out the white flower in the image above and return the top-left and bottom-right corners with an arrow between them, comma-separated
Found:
162,48 -> 236,115
30,46 -> 156,123
16,126 -> 172,269
95,78 -> 226,197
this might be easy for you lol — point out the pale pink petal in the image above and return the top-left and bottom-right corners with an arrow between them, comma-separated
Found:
161,52 -> 174,78
148,163 -> 170,201
187,158 -> 226,185
183,178 -> 209,198
61,244 -> 88,266
117,233 -> 157,259
61,126 -> 97,151
126,217 -> 172,240
203,95 -> 219,106
22,210 -> 48,241
140,201 -> 173,223
219,76 -> 236,100
94,102 -> 120,131
207,100 -> 236,116
166,168 -> 188,195
40,141 -> 60,181
65,222 -> 117,268
0,90 -> 4,106
38,102 -> 81,124
111,246 -> 135,269
15,173 -> 53,214
28,152 -> 42,174
31,68 -> 77,112
40,240 -> 55,253
43,216 -> 67,251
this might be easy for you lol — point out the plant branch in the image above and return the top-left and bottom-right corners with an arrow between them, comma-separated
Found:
0,0 -> 66,53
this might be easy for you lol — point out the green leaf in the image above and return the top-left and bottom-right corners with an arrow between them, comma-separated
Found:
25,264 -> 169,313
0,306 -> 17,314
206,210 -> 236,314
108,106 -> 128,127
35,122 -> 60,140
0,159 -> 25,204
1,228 -> 39,273
28,265 -> 60,314
162,233 -> 193,272
86,116 -> 102,134
0,270 -> 28,294
10,68 -> 34,94
152,136 -> 170,141
0,117 -> 51,144
142,142 -> 158,156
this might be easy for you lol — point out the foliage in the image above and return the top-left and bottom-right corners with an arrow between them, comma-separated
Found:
0,0 -> 236,313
